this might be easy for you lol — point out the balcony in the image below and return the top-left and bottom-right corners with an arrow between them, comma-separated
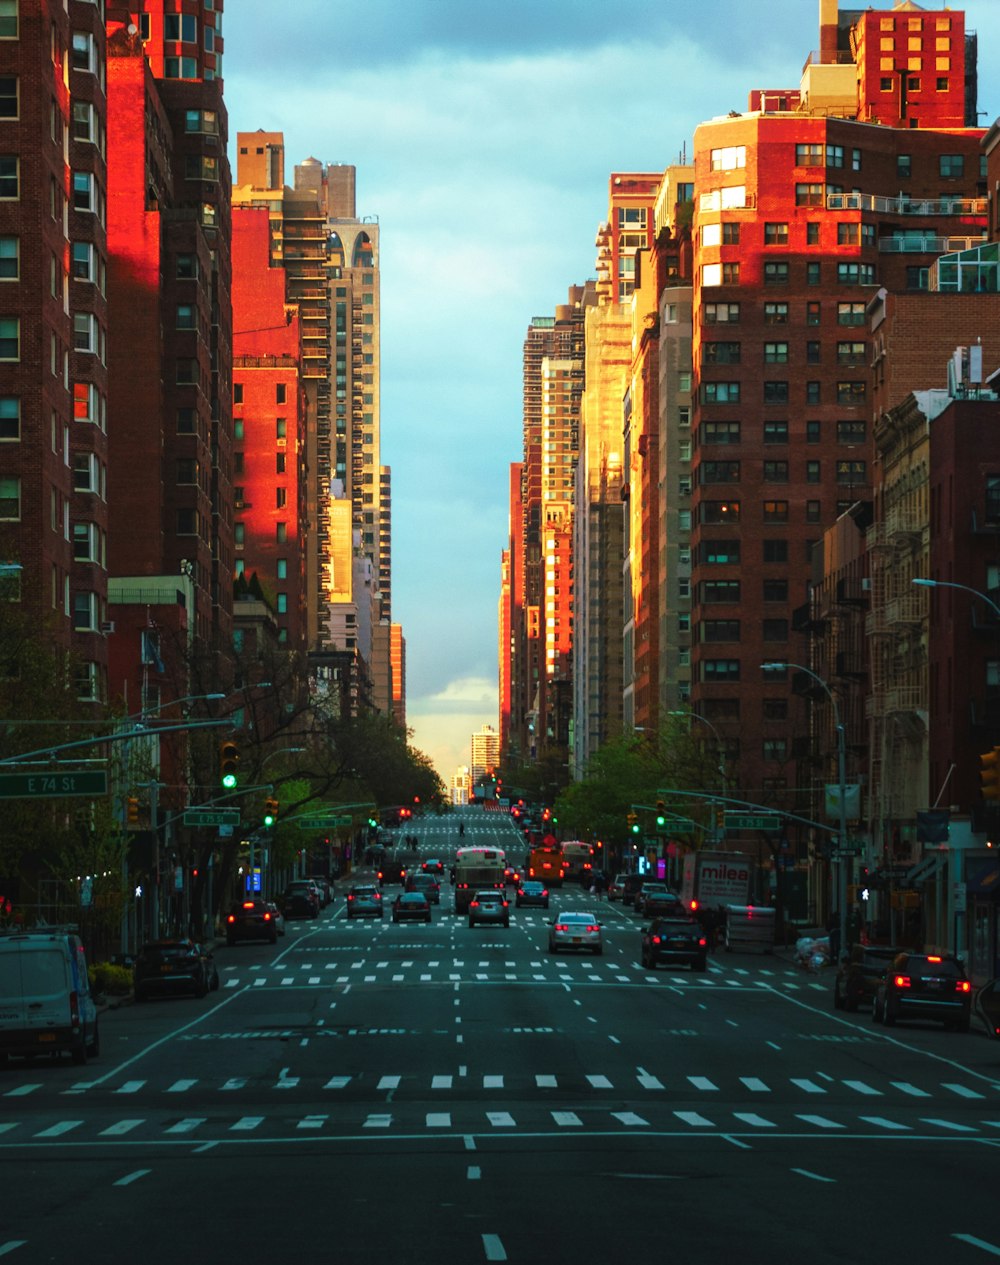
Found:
827,192 -> 987,217
879,234 -> 987,254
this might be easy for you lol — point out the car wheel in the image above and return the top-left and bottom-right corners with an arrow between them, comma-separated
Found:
86,1019 -> 100,1059
424,914 -> 431,923
196,975 -> 209,999
211,969 -> 220,991
548,944 -> 557,954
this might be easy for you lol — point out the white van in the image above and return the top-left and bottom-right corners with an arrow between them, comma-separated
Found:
0,930 -> 99,1064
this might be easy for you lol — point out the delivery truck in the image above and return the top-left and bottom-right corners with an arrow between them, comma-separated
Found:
681,850 -> 755,927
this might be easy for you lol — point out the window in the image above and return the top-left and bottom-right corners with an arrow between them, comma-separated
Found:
806,222 -> 820,245
807,302 -> 821,326
0,2 -> 16,38
704,302 -> 740,323
806,460 -> 821,484
796,183 -> 824,206
763,302 -> 788,324
837,222 -> 859,245
704,540 -> 740,564
837,459 -> 867,484
276,384 -> 286,404
806,381 -> 821,404
72,171 -> 95,212
276,523 -> 287,543
806,500 -> 821,523
72,241 -> 95,281
0,396 -> 17,440
851,148 -> 862,171
763,698 -> 788,721
764,261 -> 789,285
164,56 -> 198,78
73,453 -> 99,493
880,78 -> 893,92
939,154 -> 964,179
72,522 -> 99,563
232,383 -> 243,405
276,417 -> 287,439
177,407 -> 196,434
763,579 -> 788,602
762,540 -> 788,563
764,342 -> 788,363
722,222 -> 740,245
276,453 -> 285,474
275,488 -> 287,509
176,508 -> 199,535
806,261 -> 821,286
702,461 -> 740,483
837,381 -> 866,405
764,421 -> 788,444
71,32 -> 97,73
710,145 -> 746,170
0,155 -> 16,198
806,341 -> 821,364
837,341 -> 865,365
704,659 -> 740,682
185,154 -> 218,182
702,421 -> 740,444
837,420 -> 866,444
165,13 -> 197,41
703,342 -> 741,365
906,266 -> 928,291
722,262 -> 740,284
0,316 -> 17,360
277,559 -> 288,580
72,101 -> 97,143
763,500 -> 789,523
176,359 -> 197,385
796,143 -> 824,165
702,501 -> 740,525
73,592 -> 98,631
827,144 -> 845,168
838,301 -> 866,325
0,76 -> 16,119
703,620 -> 741,642
176,458 -> 197,485
233,523 -> 245,548
702,579 -> 741,603
837,262 -> 875,285
763,461 -> 788,482
0,474 -> 17,519
702,382 -> 740,404
176,304 -> 196,330
74,382 -> 98,423
897,154 -> 912,178
763,738 -> 788,761
807,420 -> 821,444
0,236 -> 16,280
764,222 -> 788,245
763,381 -> 788,403
176,254 -> 198,279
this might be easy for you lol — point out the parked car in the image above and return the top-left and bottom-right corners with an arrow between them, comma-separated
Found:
641,916 -> 708,971
833,944 -> 900,1011
469,890 -> 510,928
0,930 -> 100,1064
133,940 -> 219,1001
225,899 -> 279,945
642,889 -> 686,918
549,911 -> 603,956
515,880 -> 549,909
265,901 -> 286,936
872,952 -> 971,1030
282,880 -> 320,920
347,884 -> 384,919
392,892 -> 432,924
405,872 -> 441,904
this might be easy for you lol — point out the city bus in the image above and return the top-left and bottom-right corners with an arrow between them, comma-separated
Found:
527,842 -> 566,888
453,846 -> 506,915
560,840 -> 595,885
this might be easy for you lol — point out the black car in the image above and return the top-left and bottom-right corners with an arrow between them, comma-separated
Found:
282,881 -> 320,920
378,857 -> 407,887
392,892 -> 432,924
640,917 -> 708,971
421,858 -> 445,875
133,940 -> 219,1001
225,899 -> 279,945
872,952 -> 972,1030
833,944 -> 900,1011
642,889 -> 686,918
515,880 -> 549,909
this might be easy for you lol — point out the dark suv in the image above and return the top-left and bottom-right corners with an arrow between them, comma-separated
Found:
640,916 -> 708,972
872,952 -> 972,1031
226,899 -> 279,945
833,944 -> 899,1012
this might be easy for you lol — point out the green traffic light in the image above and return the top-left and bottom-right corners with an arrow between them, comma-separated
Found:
263,812 -> 274,827
631,823 -> 640,835
222,772 -> 238,790
656,815 -> 666,827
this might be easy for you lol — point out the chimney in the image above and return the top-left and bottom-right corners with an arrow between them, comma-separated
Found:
819,0 -> 838,64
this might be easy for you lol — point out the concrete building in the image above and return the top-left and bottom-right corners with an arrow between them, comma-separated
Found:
470,724 -> 500,786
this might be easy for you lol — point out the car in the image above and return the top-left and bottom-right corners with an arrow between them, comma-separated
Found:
421,858 -> 445,875
265,901 -> 286,936
641,916 -> 708,971
378,857 -> 407,887
620,874 -> 647,906
307,875 -> 332,906
347,884 -> 384,919
406,872 -> 441,904
225,899 -> 279,945
0,930 -> 100,1064
634,883 -> 671,916
469,890 -> 510,927
872,952 -> 972,1030
515,880 -> 549,909
606,874 -> 627,902
642,888 -> 686,918
133,940 -> 219,1001
973,977 -> 1000,1039
549,911 -> 603,955
282,881 -> 320,919
833,944 -> 900,1011
392,892 -> 432,923
504,864 -> 522,887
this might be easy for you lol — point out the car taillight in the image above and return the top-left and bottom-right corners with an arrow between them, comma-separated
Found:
226,914 -> 235,924
517,889 -> 524,897
894,975 -> 911,988
541,889 -> 548,897
502,901 -> 508,908
587,925 -> 599,932
348,894 -> 354,901
956,980 -> 971,993
927,955 -> 942,963
377,872 -> 383,880
555,923 -> 568,932
242,901 -> 254,909
698,937 -> 707,947
470,901 -> 479,908
263,912 -> 271,922
651,936 -> 661,945
690,899 -> 699,911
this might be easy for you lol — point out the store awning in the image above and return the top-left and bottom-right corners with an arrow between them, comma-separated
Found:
965,858 -> 1000,898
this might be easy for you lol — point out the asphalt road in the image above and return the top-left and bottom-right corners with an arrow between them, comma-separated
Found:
3,810 -> 1000,1264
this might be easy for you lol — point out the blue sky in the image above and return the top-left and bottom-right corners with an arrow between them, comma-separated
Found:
222,0 -> 1000,782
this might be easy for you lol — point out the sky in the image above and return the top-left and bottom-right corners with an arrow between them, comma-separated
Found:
222,0 -> 1000,784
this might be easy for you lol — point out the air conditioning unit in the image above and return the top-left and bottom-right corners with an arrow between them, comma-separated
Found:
99,620 -> 115,635
276,438 -> 286,448
861,578 -> 871,591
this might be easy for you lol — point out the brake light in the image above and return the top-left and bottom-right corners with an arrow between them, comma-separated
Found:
242,901 -> 254,909
377,871 -> 383,880
263,912 -> 271,922
586,925 -> 599,932
555,923 -> 569,932
690,899 -> 699,911
470,901 -> 479,908
541,889 -> 548,897
348,894 -> 355,901
927,955 -> 942,963
894,975 -> 911,988
651,935 -> 662,945
698,937 -> 707,947
956,980 -> 971,993
226,914 -> 235,924
501,900 -> 508,908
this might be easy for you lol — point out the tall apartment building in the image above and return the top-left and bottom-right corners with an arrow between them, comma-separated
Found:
686,2 -> 985,808
470,724 -> 500,785
500,462 -> 522,759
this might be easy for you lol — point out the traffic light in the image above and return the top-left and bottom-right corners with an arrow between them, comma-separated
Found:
126,795 -> 139,825
627,811 -> 640,836
219,738 -> 240,789
981,747 -> 1000,801
655,799 -> 666,830
263,797 -> 279,828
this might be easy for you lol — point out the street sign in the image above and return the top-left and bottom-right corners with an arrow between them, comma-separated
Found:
183,809 -> 240,827
831,846 -> 862,859
298,814 -> 352,829
0,770 -> 108,799
724,813 -> 781,831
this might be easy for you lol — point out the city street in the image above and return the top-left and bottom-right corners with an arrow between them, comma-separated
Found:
2,818 -> 1000,1263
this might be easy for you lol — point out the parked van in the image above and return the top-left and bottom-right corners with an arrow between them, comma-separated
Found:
0,929 -> 99,1064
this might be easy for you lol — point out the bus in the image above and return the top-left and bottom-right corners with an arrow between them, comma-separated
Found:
527,842 -> 566,888
560,840 -> 595,885
453,846 -> 506,915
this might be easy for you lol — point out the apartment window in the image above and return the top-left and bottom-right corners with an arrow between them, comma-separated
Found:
851,148 -> 862,171
704,302 -> 740,323
806,500 -> 822,523
837,420 -> 866,444
861,223 -> 876,248
703,620 -> 741,642
807,302 -> 821,326
232,383 -> 243,405
0,155 -> 16,198
0,235 -> 15,281
807,420 -> 821,444
618,206 -> 648,228
72,171 -> 95,212
72,101 -> 97,144
795,183 -> 824,206
763,302 -> 788,324
702,579 -> 741,603
806,341 -> 821,364
703,341 -> 740,364
939,154 -> 964,179
678,372 -> 692,392
838,222 -> 860,245
763,381 -> 788,403
0,396 -> 17,440
838,301 -> 866,325
806,261 -> 821,286
837,341 -> 866,365
764,342 -> 788,363
72,523 -> 100,563
897,154 -> 912,178
763,580 -> 788,603
702,501 -> 740,525
796,143 -> 824,165
763,461 -> 788,482
176,359 -> 197,385
0,316 -> 17,360
73,453 -> 99,493
764,222 -> 788,245
763,500 -> 789,523
806,222 -> 820,245
722,222 -> 741,245
764,421 -> 788,444
177,407 -> 196,434
762,540 -> 788,563
837,262 -> 875,285
702,382 -> 740,404
763,738 -> 788,761
276,418 -> 287,439
233,451 -> 243,475
700,222 -> 719,246
276,453 -> 286,475
276,522 -> 287,543
72,592 -> 98,631
176,304 -> 196,330
185,154 -> 218,182
276,384 -> 286,404
275,487 -> 287,509
704,659 -> 740,682
71,32 -> 97,73
678,407 -> 691,428
722,262 -> 740,284
764,261 -> 789,285
276,559 -> 288,580
0,2 -> 16,38
710,145 -> 746,170
71,241 -> 96,282
165,13 -> 197,41
176,458 -> 198,485
165,55 -> 198,78
233,523 -> 245,549
763,698 -> 788,722
806,381 -> 821,404
704,540 -> 740,564
827,144 -> 845,168
73,382 -> 98,423
702,461 -> 740,484
176,508 -> 199,535
906,266 -> 928,291
702,421 -> 740,444
837,381 -> 866,405
176,254 -> 198,279
837,459 -> 867,484
0,75 -> 16,119
0,474 -> 17,519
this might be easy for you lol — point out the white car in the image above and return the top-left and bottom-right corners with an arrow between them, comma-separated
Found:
549,911 -> 604,956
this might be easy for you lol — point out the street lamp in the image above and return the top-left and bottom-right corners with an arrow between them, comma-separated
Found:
668,709 -> 727,795
912,576 -> 1000,621
762,660 -> 848,961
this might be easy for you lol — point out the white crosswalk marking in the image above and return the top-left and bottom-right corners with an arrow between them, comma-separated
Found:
116,1081 -> 145,1094
221,1078 -> 246,1091
613,1112 -> 649,1126
166,1080 -> 197,1093
688,1076 -> 718,1092
536,1075 -> 557,1088
426,1113 -> 451,1128
844,1080 -> 881,1096
432,1075 -> 453,1089
586,1074 -> 612,1089
298,1115 -> 328,1129
4,1084 -> 40,1098
921,1118 -> 978,1132
35,1121 -> 82,1137
637,1073 -> 664,1090
99,1119 -> 143,1137
231,1117 -> 264,1131
891,1082 -> 930,1098
795,1115 -> 844,1129
324,1076 -> 350,1090
274,1077 -> 299,1090
733,1113 -> 776,1128
942,1083 -> 984,1099
791,1079 -> 825,1094
551,1111 -> 583,1127
377,1075 -> 400,1090
364,1113 -> 392,1128
483,1075 -> 504,1089
675,1111 -> 714,1127
164,1118 -> 204,1134
0,1123 -> 18,1135
487,1112 -> 516,1127
861,1116 -> 909,1131
740,1078 -> 770,1093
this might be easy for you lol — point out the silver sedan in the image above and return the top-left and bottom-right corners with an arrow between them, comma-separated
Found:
548,911 -> 604,956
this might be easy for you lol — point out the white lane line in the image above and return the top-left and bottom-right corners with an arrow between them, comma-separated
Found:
34,1121 -> 82,1138
586,1075 -> 613,1089
432,1075 -> 453,1090
467,1166 -> 481,1180
99,1119 -> 143,1137
796,1115 -> 845,1129
3,1085 -> 40,1098
0,1124 -> 18,1136
891,1082 -> 930,1098
843,1080 -> 881,1097
364,1114 -> 392,1128
113,1169 -> 150,1187
688,1076 -> 719,1092
298,1115 -> 328,1130
675,1111 -> 715,1127
482,1234 -> 508,1262
732,1113 -> 776,1128
164,1118 -> 204,1135
487,1112 -> 516,1127
166,1079 -> 197,1093
274,1077 -> 299,1090
638,1072 -> 665,1090
943,1083 -> 985,1100
0,1242 -> 28,1256
231,1117 -> 263,1131
377,1075 -> 401,1091
427,1113 -> 451,1128
483,1075 -> 504,1089
536,1075 -> 557,1088
953,1234 -> 1000,1257
115,1081 -> 145,1095
740,1078 -> 770,1093
552,1111 -> 583,1127
792,1168 -> 836,1183
220,1079 -> 246,1091
860,1116 -> 910,1131
791,1079 -> 826,1094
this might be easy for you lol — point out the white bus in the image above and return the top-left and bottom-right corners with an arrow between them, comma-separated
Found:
560,840 -> 596,885
453,846 -> 506,914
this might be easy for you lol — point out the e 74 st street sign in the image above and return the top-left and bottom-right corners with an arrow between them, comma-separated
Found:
0,770 -> 108,798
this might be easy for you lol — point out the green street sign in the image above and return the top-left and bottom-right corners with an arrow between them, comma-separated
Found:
183,809 -> 241,827
298,814 -> 352,829
0,770 -> 107,799
725,813 -> 781,831
831,847 -> 862,859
